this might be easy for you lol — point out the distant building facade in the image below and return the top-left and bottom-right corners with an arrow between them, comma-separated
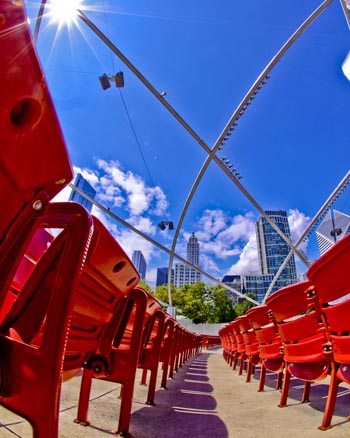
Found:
316,209 -> 350,256
223,211 -> 298,304
174,232 -> 201,288
69,173 -> 96,213
221,273 -> 280,304
221,274 -> 242,304
241,274 -> 278,304
132,250 -> 147,280
156,267 -> 174,287
256,210 -> 297,288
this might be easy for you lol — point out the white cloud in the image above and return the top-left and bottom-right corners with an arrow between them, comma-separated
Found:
51,184 -> 71,203
95,159 -> 169,216
224,209 -> 311,277
288,208 -> 311,248
226,234 -> 259,275
51,159 -> 167,272
145,267 -> 158,288
195,210 -> 256,260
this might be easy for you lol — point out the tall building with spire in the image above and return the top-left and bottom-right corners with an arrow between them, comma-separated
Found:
174,232 -> 201,288
256,210 -> 297,289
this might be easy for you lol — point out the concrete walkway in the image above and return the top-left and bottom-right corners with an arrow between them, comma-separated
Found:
1,349 -> 350,437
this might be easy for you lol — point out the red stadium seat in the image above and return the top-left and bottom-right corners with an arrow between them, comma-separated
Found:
266,281 -> 331,408
159,316 -> 176,389
75,287 -> 148,436
0,202 -> 93,438
0,0 -> 73,307
246,305 -> 284,392
307,235 -> 350,429
236,315 -> 260,382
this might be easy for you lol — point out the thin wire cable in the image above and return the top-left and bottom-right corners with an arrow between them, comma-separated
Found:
118,89 -> 169,223
101,1 -> 168,223
102,0 -> 116,72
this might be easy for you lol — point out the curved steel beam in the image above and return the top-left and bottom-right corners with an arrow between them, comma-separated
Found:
167,0 -> 334,303
69,183 -> 258,304
262,171 -> 350,302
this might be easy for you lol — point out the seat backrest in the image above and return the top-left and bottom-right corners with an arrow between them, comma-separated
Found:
247,305 -> 282,348
137,289 -> 163,354
266,281 -> 330,378
63,216 -> 140,377
0,0 -> 72,298
266,281 -> 324,343
307,236 -> 350,364
236,314 -> 259,358
307,235 -> 350,304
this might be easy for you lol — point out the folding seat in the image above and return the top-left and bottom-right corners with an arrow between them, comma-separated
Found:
75,288 -> 163,435
246,305 -> 284,392
159,316 -> 176,389
265,281 -> 331,408
0,202 -> 93,438
231,319 -> 247,375
168,322 -> 180,378
219,324 -> 231,363
223,321 -> 239,369
0,0 -> 73,305
174,326 -> 186,371
307,235 -> 350,429
236,315 -> 260,382
0,3 -> 97,436
138,301 -> 166,405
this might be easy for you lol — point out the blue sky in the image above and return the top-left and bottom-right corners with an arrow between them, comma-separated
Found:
24,0 -> 350,287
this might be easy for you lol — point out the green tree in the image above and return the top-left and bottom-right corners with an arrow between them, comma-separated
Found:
154,283 -> 182,305
209,285 -> 236,323
138,279 -> 153,294
234,292 -> 256,316
181,283 -> 207,323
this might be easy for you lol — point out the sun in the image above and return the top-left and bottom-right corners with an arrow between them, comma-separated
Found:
47,0 -> 83,27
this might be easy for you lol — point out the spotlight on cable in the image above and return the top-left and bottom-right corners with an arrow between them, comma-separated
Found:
158,221 -> 166,230
113,71 -> 125,88
158,221 -> 174,231
99,73 -> 111,90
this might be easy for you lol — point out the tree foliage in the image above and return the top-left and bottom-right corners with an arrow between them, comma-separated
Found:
154,282 -> 236,324
233,292 -> 256,316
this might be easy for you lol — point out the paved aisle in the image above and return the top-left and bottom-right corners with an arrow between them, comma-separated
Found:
1,349 -> 350,437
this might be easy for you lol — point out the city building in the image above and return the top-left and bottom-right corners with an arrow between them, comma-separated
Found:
241,274 -> 279,304
221,274 -> 242,304
221,273 -> 280,304
316,209 -> 350,256
174,233 -> 201,288
187,232 -> 200,266
156,267 -> 174,287
132,250 -> 147,280
221,211 -> 298,304
69,173 -> 96,213
256,210 -> 297,288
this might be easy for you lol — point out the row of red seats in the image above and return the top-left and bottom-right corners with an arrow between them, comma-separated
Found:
201,335 -> 221,350
219,234 -> 350,430
0,2 -> 203,437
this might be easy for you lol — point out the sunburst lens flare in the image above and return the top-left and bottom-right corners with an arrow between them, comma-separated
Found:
47,0 -> 83,27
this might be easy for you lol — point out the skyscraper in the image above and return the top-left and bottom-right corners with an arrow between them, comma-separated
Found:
187,232 -> 200,265
256,210 -> 297,289
132,250 -> 147,280
316,209 -> 350,256
156,267 -> 174,286
69,173 -> 96,213
174,232 -> 201,288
